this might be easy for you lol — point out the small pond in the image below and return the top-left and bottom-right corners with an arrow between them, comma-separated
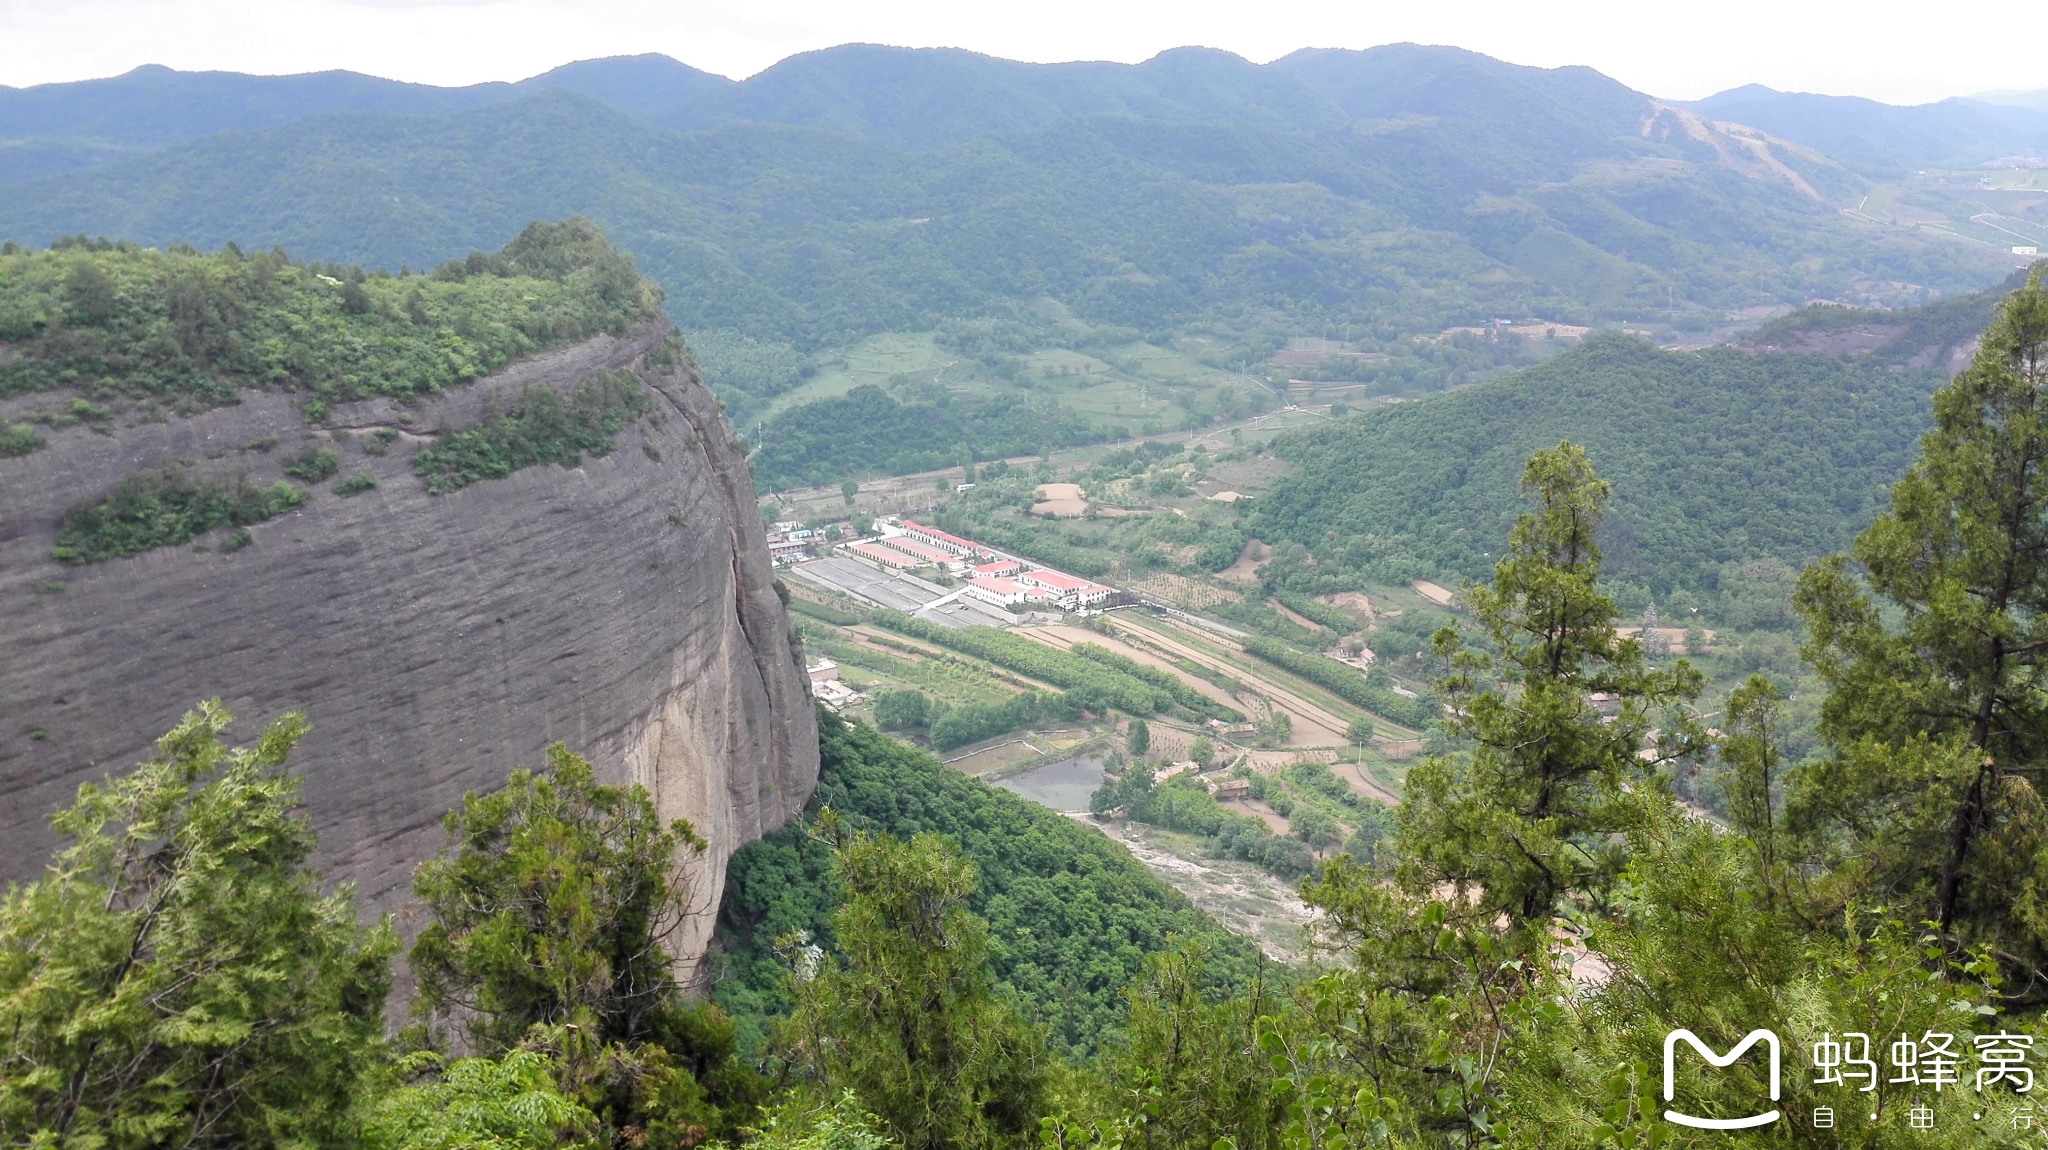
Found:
993,753 -> 1106,813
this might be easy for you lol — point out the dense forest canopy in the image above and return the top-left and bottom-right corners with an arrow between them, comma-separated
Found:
1251,333 -> 1943,592
747,383 -> 1104,490
712,710 -> 1258,1057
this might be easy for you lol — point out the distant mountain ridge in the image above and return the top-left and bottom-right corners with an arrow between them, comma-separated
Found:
1681,83 -> 2048,175
0,54 -> 732,181
0,43 -> 2018,378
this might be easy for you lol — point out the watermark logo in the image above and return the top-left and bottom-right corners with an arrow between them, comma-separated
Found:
1663,1029 -> 1782,1130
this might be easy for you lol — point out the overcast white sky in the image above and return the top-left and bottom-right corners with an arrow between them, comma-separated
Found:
0,0 -> 2042,106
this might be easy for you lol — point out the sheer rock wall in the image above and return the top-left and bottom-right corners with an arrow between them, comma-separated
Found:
0,317 -> 818,967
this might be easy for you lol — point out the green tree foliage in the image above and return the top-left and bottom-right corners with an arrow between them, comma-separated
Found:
1344,716 -> 1375,745
784,817 -> 1047,1150
872,689 -> 932,732
750,385 -> 1103,492
1238,636 -> 1436,729
50,464 -> 304,563
1406,442 -> 1703,939
749,1091 -> 895,1150
409,743 -> 708,1054
1125,719 -> 1150,756
928,691 -> 1072,752
684,328 -> 810,420
789,597 -> 861,626
1793,270 -> 2048,981
0,701 -> 395,1149
362,1051 -> 597,1150
869,611 -> 1235,721
1067,643 -> 1230,717
1090,767 -> 1316,877
411,369 -> 652,494
0,220 -> 659,414
407,745 -> 768,1145
716,711 -> 1257,1056
1081,941 -> 1279,1150
1253,335 -> 1945,592
1269,590 -> 1355,633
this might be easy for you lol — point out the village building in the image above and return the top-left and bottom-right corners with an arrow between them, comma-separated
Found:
963,576 -> 1034,607
898,519 -> 984,558
1017,568 -> 1112,609
873,535 -> 969,570
844,541 -> 925,570
812,678 -> 862,709
806,657 -> 839,684
970,558 -> 1026,578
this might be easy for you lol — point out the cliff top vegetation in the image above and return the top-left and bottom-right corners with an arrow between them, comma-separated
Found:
0,217 -> 660,421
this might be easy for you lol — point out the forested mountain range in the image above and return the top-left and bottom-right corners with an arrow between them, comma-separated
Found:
0,43 -> 2018,362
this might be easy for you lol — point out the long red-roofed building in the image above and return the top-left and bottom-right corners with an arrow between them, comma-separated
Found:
899,520 -> 984,558
873,536 -> 961,567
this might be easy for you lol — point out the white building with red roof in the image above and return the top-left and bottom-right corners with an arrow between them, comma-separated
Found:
1018,568 -> 1112,609
971,558 -> 1025,578
845,541 -> 923,570
964,577 -> 1037,608
874,536 -> 965,569
899,520 -> 984,558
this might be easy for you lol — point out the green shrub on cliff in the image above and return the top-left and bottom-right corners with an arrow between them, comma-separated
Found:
411,369 -> 652,494
0,422 -> 41,456
0,220 -> 659,416
50,464 -> 305,563
283,446 -> 338,482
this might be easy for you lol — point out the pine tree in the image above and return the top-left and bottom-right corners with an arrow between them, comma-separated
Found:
1402,442 -> 1702,941
1794,268 -> 2048,974
408,744 -> 707,1054
784,814 -> 1046,1150
0,701 -> 395,1148
1126,718 -> 1150,756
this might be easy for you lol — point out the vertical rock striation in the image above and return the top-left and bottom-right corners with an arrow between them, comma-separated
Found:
0,317 -> 818,969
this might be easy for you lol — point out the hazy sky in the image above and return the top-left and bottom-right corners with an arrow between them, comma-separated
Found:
1,0 -> 2043,105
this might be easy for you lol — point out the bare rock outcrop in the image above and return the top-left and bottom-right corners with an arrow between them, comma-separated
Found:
0,317 -> 818,967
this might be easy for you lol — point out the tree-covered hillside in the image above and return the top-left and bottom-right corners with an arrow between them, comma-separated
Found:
1251,334 -> 1942,592
747,384 -> 1104,490
0,46 -> 2006,368
712,709 -> 1259,1057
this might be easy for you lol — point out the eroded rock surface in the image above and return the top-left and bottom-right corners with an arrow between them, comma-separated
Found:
0,318 -> 818,967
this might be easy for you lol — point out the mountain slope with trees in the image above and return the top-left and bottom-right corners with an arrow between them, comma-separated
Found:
712,709 -> 1259,1058
1251,333 -> 1944,592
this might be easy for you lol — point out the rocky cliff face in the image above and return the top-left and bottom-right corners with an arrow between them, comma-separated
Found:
0,317 -> 818,967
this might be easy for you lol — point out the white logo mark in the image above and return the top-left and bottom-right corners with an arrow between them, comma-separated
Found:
1663,1029 -> 1782,1130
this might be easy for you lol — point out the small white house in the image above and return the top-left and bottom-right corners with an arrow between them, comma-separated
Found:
2016,246 -> 2040,256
